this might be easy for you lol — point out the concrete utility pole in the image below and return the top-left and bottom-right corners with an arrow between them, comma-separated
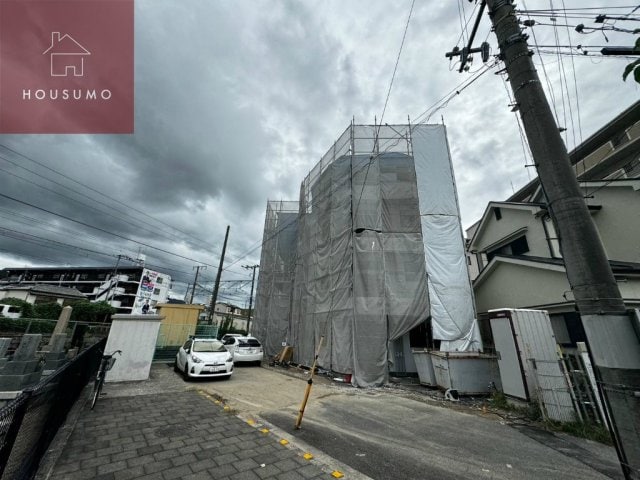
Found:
208,226 -> 230,325
189,265 -> 207,304
477,1 -> 640,476
242,264 -> 259,334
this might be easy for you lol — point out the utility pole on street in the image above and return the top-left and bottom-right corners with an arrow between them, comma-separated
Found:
189,265 -> 207,304
208,226 -> 230,325
242,264 -> 259,334
447,2 -> 640,477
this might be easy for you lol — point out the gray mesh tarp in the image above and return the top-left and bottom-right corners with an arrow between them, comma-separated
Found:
252,201 -> 298,356
254,124 -> 479,387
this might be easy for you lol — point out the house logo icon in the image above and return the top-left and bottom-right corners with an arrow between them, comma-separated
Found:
42,32 -> 90,77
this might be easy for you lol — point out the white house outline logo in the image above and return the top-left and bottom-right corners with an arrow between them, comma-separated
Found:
42,32 -> 90,77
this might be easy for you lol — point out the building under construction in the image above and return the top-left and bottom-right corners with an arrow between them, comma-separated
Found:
253,124 -> 480,386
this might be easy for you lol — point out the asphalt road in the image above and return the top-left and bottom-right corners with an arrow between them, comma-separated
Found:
137,363 -> 623,480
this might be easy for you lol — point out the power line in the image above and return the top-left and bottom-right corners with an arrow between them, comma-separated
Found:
0,144 -> 214,250
0,191 -> 219,268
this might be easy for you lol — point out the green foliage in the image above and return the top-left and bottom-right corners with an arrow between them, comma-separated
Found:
488,391 -> 541,421
0,317 -> 55,334
546,420 -> 613,445
488,391 -> 611,444
623,38 -> 640,84
69,300 -> 116,323
0,297 -> 34,318
217,315 -> 247,338
33,302 -> 63,320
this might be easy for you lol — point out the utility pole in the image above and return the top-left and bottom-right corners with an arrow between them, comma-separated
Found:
189,265 -> 207,304
243,264 -> 259,334
105,254 -> 122,305
446,2 -> 640,477
208,225 -> 230,325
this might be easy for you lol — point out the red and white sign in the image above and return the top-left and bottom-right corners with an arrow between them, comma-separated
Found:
0,0 -> 134,133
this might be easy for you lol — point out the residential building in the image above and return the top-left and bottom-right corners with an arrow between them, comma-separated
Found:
0,266 -> 171,315
466,101 -> 640,347
203,302 -> 250,333
0,284 -> 85,305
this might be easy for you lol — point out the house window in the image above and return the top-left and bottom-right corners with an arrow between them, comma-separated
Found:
494,208 -> 502,221
486,235 -> 529,261
153,288 -> 160,295
156,277 -> 163,284
510,235 -> 529,255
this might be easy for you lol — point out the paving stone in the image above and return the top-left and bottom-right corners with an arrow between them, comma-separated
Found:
94,473 -> 116,480
233,457 -> 260,472
142,458 -> 172,474
113,465 -> 145,480
183,472 -> 216,480
138,444 -> 164,456
153,448 -> 180,461
111,449 -> 138,462
125,454 -> 155,468
81,455 -> 112,469
97,460 -> 127,475
215,452 -> 239,466
298,464 -> 324,479
171,452 -> 197,467
161,464 -> 193,479
254,464 -> 281,479
219,444 -> 240,454
229,469 -> 261,480
274,458 -> 300,473
190,457 -> 217,473
207,463 -> 239,478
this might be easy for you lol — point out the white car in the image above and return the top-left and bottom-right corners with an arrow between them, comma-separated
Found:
222,336 -> 264,365
175,338 -> 233,380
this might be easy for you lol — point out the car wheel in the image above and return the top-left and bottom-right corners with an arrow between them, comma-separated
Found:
183,364 -> 190,382
173,359 -> 179,372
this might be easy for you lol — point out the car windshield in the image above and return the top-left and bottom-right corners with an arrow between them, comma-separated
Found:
192,340 -> 226,353
239,339 -> 261,347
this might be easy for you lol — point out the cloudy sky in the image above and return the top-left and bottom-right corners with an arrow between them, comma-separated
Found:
0,0 -> 638,304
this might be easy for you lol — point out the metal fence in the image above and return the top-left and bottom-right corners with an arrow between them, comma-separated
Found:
0,318 -> 110,353
0,338 -> 105,480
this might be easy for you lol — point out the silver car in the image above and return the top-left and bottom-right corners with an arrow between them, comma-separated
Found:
176,338 -> 233,380
222,336 -> 264,365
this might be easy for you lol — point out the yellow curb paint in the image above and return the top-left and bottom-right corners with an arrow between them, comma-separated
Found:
303,453 -> 313,460
331,471 -> 344,478
247,419 -> 256,425
223,406 -> 231,411
279,439 -> 289,446
260,428 -> 270,434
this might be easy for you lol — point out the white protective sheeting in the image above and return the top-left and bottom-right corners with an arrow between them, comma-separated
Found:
413,125 -> 482,352
254,124 -> 479,387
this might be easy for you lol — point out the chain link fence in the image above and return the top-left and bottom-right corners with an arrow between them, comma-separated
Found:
0,337 -> 105,480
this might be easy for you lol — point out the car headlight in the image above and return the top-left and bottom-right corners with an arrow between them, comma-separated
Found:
226,355 -> 233,362
191,355 -> 203,363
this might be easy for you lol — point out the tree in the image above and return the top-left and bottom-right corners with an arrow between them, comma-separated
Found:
0,297 -> 33,317
623,37 -> 640,84
33,302 -> 63,320
69,300 -> 116,323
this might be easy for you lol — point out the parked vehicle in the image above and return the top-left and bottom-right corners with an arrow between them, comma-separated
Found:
0,304 -> 22,319
219,333 -> 243,343
223,336 -> 264,365
175,338 -> 233,380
